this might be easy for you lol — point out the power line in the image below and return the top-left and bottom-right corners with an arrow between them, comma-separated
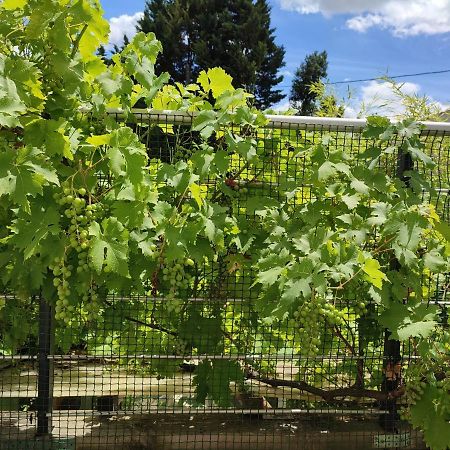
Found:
278,68 -> 450,88
327,69 -> 450,85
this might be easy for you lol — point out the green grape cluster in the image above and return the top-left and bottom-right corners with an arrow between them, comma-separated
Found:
161,258 -> 195,300
50,182 -> 106,321
51,252 -> 100,322
294,301 -> 322,355
293,296 -> 347,355
53,183 -> 102,254
353,300 -> 368,316
50,256 -> 74,322
82,285 -> 101,316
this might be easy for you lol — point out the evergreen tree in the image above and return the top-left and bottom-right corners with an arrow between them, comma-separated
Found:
290,51 -> 328,116
97,45 -> 107,60
137,0 -> 285,109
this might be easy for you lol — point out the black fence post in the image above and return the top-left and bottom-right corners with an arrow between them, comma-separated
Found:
380,146 -> 414,431
36,294 -> 54,437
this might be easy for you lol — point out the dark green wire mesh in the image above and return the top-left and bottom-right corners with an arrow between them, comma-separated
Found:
1,112 -> 449,450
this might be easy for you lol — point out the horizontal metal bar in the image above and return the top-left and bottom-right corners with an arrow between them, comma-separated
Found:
0,355 -> 38,360
2,293 -> 450,305
100,108 -> 450,134
45,408 -> 388,417
46,354 -> 420,361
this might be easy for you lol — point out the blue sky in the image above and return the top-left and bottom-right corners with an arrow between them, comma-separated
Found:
101,0 -> 450,114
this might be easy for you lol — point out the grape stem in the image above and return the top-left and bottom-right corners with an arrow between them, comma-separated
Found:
70,24 -> 88,59
104,299 -> 178,336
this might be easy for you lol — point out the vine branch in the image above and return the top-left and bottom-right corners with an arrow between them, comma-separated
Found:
104,299 -> 178,336
246,371 -> 405,402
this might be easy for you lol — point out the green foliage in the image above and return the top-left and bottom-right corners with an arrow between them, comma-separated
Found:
0,2 -> 449,449
308,81 -> 347,117
357,77 -> 445,121
137,0 -> 286,109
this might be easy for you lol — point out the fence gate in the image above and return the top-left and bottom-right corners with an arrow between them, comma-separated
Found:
1,112 -> 449,450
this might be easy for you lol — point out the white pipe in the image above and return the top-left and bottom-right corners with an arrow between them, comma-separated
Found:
101,108 -> 450,133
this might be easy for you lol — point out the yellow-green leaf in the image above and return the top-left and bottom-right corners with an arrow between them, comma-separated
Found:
197,67 -> 234,99
86,134 -> 111,147
189,183 -> 204,208
362,258 -> 387,289
2,0 -> 27,10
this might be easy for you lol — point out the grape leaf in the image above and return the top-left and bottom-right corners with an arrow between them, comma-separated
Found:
0,147 -> 59,212
189,183 -> 204,208
424,250 -> 446,271
342,193 -> 360,210
409,385 -> 450,450
197,67 -> 234,99
379,302 -> 437,341
10,204 -> 60,260
88,218 -> 129,276
107,127 -> 148,187
1,0 -> 27,9
362,258 -> 387,289
0,58 -> 26,126
318,161 -> 335,180
350,179 -> 369,195
193,359 -> 244,407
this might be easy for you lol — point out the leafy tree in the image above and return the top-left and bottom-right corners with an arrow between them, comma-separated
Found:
290,50 -> 328,116
137,0 -> 285,109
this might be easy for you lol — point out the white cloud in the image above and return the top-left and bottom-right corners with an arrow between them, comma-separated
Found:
344,80 -> 447,118
278,0 -> 450,36
108,12 -> 144,49
280,69 -> 294,77
272,100 -> 292,112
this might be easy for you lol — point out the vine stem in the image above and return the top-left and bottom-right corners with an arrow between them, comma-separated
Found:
332,326 -> 356,356
104,299 -> 178,336
70,24 -> 88,59
246,371 -> 405,402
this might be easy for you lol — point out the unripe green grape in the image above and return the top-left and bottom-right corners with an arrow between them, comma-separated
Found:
185,258 -> 195,267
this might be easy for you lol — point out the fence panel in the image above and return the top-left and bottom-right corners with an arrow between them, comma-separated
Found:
1,112 -> 449,450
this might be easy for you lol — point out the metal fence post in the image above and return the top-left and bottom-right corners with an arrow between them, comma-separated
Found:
36,294 -> 54,436
380,146 -> 414,431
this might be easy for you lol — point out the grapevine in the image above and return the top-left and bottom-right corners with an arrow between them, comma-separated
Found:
0,1 -> 449,448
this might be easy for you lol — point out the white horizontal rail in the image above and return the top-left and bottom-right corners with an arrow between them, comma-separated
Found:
103,108 -> 450,134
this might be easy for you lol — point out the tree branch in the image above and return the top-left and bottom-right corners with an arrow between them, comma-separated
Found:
246,371 -> 405,402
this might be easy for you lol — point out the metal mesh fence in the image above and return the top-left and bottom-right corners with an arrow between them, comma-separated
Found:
1,112 -> 449,450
